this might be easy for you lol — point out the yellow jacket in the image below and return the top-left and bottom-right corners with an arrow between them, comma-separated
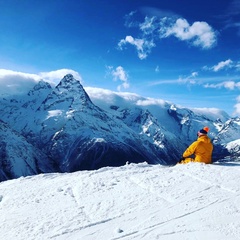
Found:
181,135 -> 213,164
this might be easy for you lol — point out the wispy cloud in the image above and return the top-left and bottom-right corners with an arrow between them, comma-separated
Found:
124,11 -> 138,28
227,0 -> 240,16
234,95 -> 240,116
178,72 -> 199,88
203,59 -> 240,72
149,72 -> 198,86
204,81 -> 240,90
107,66 -> 130,91
149,79 -> 179,86
0,69 -> 81,96
225,0 -> 240,33
140,7 -> 180,19
150,57 -> 240,89
201,58 -> 240,90
155,66 -> 160,72
139,16 -> 159,35
212,59 -> 233,72
236,61 -> 240,70
118,10 -> 217,59
118,36 -> 155,60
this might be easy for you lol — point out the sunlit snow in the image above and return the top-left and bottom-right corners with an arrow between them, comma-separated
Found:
1,162 -> 240,240
46,110 -> 63,119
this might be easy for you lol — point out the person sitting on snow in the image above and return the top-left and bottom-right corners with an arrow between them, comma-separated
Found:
179,126 -> 213,164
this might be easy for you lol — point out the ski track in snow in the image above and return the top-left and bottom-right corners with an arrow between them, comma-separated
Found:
0,162 -> 240,240
111,198 -> 223,240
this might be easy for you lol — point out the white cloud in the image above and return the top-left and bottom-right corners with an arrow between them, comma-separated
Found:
139,16 -> 158,35
108,66 -> 130,91
178,72 -> 198,85
112,66 -> 128,82
224,0 -> 240,34
0,69 -> 40,82
39,69 -> 82,85
203,59 -> 240,72
161,18 -> 217,49
119,12 -> 217,59
233,95 -> 240,116
155,66 -> 160,72
233,102 -> 240,116
212,59 -> 233,72
124,11 -> 138,28
0,69 -> 40,96
149,79 -> 179,86
224,81 -> 238,90
236,62 -> 240,71
136,98 -> 166,107
118,36 -> 155,60
0,68 -> 81,96
204,81 -> 240,90
191,72 -> 198,77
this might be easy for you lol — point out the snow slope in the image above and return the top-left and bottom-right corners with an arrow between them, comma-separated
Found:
0,162 -> 240,240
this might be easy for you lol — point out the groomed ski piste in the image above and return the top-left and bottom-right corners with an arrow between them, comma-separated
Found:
0,161 -> 240,240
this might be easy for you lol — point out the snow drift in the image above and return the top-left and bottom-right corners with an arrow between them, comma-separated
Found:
0,162 -> 240,240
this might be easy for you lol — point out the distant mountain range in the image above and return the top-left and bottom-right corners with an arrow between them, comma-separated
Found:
0,74 -> 239,181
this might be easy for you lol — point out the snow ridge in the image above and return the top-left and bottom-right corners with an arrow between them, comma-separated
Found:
0,74 -> 239,180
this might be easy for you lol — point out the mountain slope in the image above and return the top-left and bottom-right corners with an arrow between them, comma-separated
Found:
35,74 -> 173,171
0,75 -> 178,178
0,120 -> 55,181
0,74 -> 239,180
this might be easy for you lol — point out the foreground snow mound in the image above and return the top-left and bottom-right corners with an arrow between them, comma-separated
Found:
0,162 -> 240,240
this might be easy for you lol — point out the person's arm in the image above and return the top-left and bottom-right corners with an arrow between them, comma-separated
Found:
183,141 -> 198,158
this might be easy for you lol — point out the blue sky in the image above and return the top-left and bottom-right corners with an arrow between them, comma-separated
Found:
0,0 -> 240,116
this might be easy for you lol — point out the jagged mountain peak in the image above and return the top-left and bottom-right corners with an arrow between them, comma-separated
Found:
54,74 -> 93,107
56,74 -> 81,91
29,80 -> 52,93
26,80 -> 52,98
21,80 -> 53,111
37,74 -> 94,112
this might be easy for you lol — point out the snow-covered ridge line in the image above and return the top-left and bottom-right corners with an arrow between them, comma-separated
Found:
0,74 -> 239,181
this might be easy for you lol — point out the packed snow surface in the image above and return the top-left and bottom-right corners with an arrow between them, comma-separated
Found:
0,162 -> 240,240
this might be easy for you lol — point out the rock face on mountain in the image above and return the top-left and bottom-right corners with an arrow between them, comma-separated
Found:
0,120 -> 55,181
0,74 -> 239,180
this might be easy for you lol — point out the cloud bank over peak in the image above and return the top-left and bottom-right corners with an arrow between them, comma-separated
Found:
39,69 -> 82,84
0,69 -> 82,96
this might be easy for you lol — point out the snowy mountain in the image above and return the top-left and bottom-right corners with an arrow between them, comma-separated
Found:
0,162 -> 240,240
0,120 -> 54,181
85,87 -> 239,161
0,74 -> 239,180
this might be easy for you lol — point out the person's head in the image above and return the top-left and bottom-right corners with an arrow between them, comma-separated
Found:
197,126 -> 209,137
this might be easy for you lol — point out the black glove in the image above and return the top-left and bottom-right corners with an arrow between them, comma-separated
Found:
179,157 -> 185,163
